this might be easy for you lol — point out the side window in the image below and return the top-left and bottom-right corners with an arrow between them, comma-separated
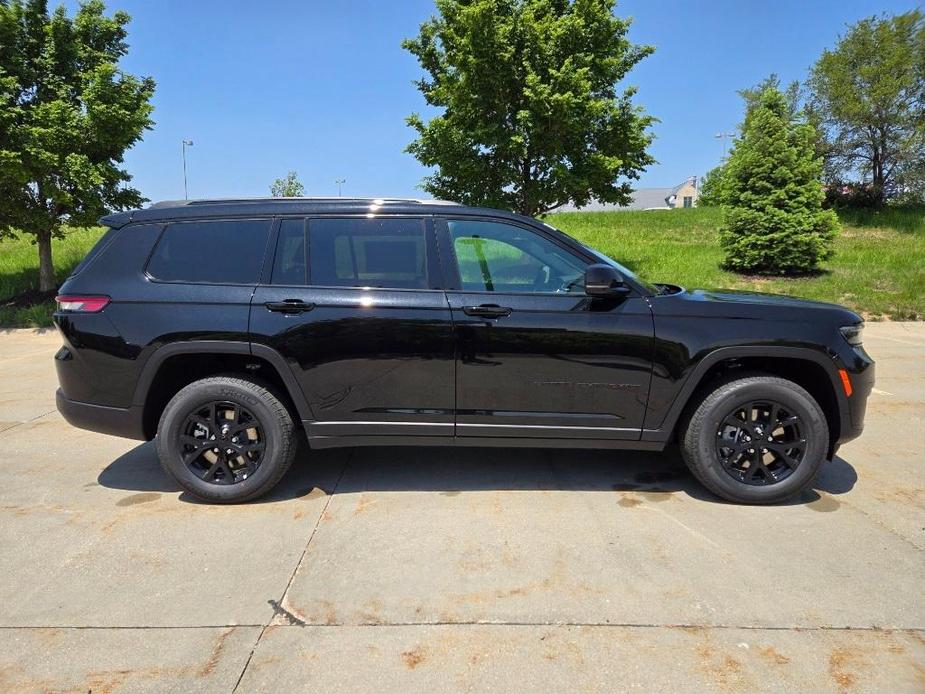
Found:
447,219 -> 587,293
69,226 -> 120,278
147,219 -> 271,284
308,217 -> 431,289
271,218 -> 307,285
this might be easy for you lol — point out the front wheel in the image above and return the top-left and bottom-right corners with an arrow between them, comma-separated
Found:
155,376 -> 296,503
681,375 -> 829,504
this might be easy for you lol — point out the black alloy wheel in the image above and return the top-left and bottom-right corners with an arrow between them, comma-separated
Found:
179,400 -> 265,485
715,400 -> 805,486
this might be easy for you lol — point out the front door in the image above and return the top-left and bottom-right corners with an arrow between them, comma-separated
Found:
250,215 -> 456,440
438,217 -> 654,440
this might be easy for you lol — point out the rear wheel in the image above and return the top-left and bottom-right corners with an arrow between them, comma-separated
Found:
681,375 -> 829,504
156,376 -> 296,503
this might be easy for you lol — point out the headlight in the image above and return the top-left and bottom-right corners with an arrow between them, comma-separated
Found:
839,324 -> 864,346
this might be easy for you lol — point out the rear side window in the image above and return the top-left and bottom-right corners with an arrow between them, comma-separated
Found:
308,218 -> 431,289
68,227 -> 120,278
147,219 -> 271,284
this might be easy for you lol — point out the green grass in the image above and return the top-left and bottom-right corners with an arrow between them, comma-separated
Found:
548,206 -> 925,320
1,207 -> 923,327
0,226 -> 106,328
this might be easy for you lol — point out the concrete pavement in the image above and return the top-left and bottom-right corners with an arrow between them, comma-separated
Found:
0,324 -> 922,692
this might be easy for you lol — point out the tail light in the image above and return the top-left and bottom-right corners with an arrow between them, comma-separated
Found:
55,295 -> 110,313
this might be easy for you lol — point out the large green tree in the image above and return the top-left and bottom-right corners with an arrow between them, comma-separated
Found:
719,89 -> 838,275
0,0 -> 154,292
403,0 -> 654,217
807,10 -> 925,205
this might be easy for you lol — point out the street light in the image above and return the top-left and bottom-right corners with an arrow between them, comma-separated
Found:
334,178 -> 346,197
181,139 -> 194,199
714,132 -> 735,159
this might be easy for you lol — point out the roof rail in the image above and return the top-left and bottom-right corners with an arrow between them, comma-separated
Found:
147,197 -> 461,209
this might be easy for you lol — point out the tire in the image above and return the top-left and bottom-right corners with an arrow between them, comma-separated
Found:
155,375 -> 296,503
680,374 -> 829,504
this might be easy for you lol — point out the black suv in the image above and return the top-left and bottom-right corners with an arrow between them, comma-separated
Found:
54,198 -> 873,504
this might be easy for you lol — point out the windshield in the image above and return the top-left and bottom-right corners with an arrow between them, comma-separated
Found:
541,222 -> 658,295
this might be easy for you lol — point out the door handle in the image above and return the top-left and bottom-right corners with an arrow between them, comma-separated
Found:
265,299 -> 315,314
462,304 -> 512,318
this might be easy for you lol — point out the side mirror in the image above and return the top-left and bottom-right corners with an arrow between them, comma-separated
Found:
585,263 -> 631,297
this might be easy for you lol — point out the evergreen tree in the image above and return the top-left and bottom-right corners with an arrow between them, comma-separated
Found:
719,89 -> 838,275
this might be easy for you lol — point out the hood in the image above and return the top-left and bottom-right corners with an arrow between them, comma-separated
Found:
657,286 -> 862,325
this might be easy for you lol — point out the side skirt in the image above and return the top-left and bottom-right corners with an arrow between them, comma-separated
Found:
305,431 -> 666,452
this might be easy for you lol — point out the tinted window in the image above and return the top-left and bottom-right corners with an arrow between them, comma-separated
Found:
69,226 -> 120,277
309,218 -> 430,289
448,219 -> 587,293
147,219 -> 271,284
272,218 -> 307,285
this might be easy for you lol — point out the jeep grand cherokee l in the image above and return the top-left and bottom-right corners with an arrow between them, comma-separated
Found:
53,198 -> 874,504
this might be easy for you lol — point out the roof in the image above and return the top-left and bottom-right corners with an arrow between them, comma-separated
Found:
99,197 -> 483,228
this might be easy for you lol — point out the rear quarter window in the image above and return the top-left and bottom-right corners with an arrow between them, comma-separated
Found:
68,227 -> 121,278
147,219 -> 271,284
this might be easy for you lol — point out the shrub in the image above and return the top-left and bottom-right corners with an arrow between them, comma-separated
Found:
719,89 -> 839,274
823,181 -> 884,209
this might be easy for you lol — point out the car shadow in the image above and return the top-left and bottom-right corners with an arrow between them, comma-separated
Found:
97,440 -> 858,507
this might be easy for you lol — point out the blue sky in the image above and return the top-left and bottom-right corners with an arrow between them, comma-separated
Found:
69,0 -> 917,202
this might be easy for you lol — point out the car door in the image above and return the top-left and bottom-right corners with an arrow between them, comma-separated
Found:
437,216 -> 655,440
249,215 -> 456,441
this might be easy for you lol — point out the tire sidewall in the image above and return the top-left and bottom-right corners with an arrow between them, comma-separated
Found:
156,380 -> 288,502
690,380 -> 828,504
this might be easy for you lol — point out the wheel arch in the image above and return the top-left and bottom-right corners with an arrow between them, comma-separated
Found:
646,346 -> 846,457
133,341 -> 313,440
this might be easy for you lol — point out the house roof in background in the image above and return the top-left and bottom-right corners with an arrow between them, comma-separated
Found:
553,177 -> 698,212
554,188 -> 671,212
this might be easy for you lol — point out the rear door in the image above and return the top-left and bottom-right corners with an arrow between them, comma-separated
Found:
249,215 -> 456,440
437,216 -> 654,440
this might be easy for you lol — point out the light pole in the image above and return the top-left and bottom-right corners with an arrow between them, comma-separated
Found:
181,139 -> 194,199
714,132 -> 734,160
334,178 -> 346,197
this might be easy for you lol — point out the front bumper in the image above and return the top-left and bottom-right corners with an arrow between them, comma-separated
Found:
56,389 -> 147,441
834,347 -> 875,446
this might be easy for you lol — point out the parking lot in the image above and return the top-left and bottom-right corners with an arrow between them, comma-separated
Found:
0,323 -> 922,692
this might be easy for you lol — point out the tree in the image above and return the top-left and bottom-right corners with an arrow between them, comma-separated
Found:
698,76 -> 803,209
402,0 -> 655,217
0,0 -> 154,292
270,170 -> 305,197
719,89 -> 838,275
807,10 -> 925,205
738,74 -> 801,121
696,165 -> 727,207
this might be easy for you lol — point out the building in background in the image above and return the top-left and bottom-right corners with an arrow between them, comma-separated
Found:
554,176 -> 699,212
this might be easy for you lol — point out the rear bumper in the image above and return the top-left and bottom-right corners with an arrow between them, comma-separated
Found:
56,389 -> 147,441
